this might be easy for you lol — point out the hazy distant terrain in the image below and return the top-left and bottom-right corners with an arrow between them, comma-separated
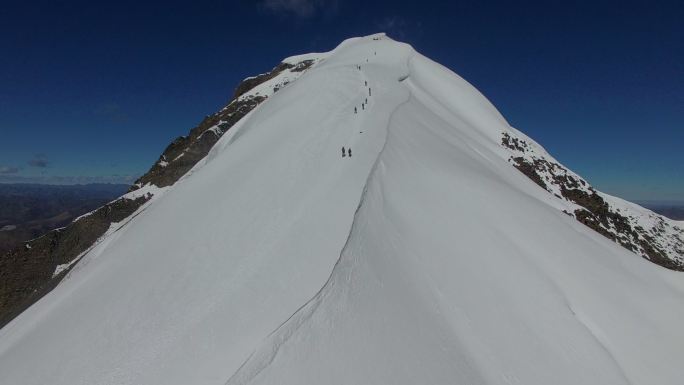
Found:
0,184 -> 128,253
640,203 -> 684,220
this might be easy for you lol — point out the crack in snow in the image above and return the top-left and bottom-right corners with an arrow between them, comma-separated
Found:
225,54 -> 415,385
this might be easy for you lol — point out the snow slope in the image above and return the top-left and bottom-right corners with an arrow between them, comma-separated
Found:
1,34 -> 683,385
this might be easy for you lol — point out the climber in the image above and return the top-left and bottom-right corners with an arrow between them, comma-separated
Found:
365,81 -> 367,86
362,103 -> 365,110
342,147 -> 346,157
348,148 -> 352,157
354,107 -> 357,114
369,88 -> 371,96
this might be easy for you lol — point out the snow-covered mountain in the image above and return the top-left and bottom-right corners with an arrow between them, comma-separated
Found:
0,52 -> 325,328
1,34 -> 683,385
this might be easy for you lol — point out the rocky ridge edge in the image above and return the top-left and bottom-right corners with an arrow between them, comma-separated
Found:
502,132 -> 684,271
0,57 -> 321,328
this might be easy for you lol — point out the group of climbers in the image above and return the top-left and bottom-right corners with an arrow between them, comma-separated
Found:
345,56 -> 376,158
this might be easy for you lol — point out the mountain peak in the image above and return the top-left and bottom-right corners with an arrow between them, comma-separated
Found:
1,35 -> 682,385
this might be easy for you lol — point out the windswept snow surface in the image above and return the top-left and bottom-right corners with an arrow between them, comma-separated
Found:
1,34 -> 683,385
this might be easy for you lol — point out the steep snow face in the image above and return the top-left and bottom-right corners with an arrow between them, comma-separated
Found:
1,34 -> 683,385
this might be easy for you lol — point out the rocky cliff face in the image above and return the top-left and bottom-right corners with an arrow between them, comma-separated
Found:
502,132 -> 684,270
0,56 -> 321,328
0,195 -> 150,327
0,183 -> 128,254
130,59 -> 317,190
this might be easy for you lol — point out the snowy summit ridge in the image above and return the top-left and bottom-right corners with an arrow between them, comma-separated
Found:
1,34 -> 683,385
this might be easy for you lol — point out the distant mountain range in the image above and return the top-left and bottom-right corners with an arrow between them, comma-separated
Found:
0,183 -> 129,254
639,202 -> 684,220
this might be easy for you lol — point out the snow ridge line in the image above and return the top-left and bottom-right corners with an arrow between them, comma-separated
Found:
569,305 -> 634,385
511,249 -> 634,384
59,198 -> 155,281
224,55 -> 415,385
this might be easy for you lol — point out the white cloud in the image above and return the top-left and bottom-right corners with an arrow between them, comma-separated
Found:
376,16 -> 404,31
0,166 -> 20,174
27,154 -> 49,168
259,0 -> 338,18
375,16 -> 422,40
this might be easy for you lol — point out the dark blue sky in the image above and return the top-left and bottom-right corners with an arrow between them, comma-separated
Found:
1,0 -> 682,202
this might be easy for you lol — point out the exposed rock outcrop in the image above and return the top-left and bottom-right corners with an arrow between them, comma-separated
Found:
0,195 -> 150,327
502,132 -> 684,270
130,59 -> 316,190
0,57 -> 321,328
